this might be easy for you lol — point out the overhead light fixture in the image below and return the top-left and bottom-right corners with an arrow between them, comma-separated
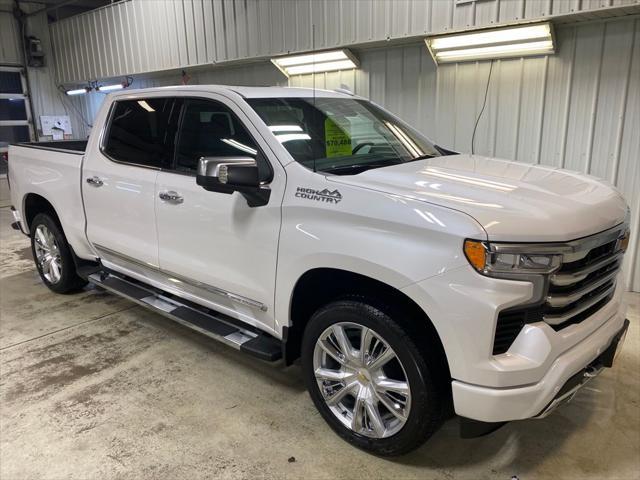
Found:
97,83 -> 124,92
425,22 -> 554,64
137,100 -> 155,112
221,138 -> 257,155
274,133 -> 311,143
65,87 -> 90,96
268,125 -> 303,132
272,49 -> 359,76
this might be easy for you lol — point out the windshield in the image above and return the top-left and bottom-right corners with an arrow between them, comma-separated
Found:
246,97 -> 441,175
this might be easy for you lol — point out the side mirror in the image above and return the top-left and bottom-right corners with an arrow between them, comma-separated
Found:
196,156 -> 271,207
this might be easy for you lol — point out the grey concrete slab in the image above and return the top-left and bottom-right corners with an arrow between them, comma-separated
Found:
0,203 -> 638,479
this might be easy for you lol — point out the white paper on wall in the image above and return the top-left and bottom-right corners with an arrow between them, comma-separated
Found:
40,116 -> 73,136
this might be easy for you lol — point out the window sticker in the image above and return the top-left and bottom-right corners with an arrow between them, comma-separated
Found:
324,118 -> 352,158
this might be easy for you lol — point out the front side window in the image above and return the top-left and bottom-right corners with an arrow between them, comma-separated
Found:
175,99 -> 259,173
247,97 -> 440,175
103,98 -> 181,168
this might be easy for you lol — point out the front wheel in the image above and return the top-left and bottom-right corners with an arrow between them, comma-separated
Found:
30,213 -> 87,294
301,299 -> 446,456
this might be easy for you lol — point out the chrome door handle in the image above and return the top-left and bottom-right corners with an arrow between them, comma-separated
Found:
159,191 -> 184,204
86,176 -> 103,187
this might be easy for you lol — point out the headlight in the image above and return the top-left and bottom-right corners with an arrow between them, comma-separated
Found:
463,239 -> 561,277
617,229 -> 630,253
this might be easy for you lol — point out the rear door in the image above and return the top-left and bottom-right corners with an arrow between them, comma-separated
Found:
154,95 -> 284,332
83,96 -> 181,270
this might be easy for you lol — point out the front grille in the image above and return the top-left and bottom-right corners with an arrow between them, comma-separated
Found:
544,238 -> 622,329
492,225 -> 626,355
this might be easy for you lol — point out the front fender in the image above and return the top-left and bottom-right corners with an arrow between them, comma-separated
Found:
274,176 -> 488,334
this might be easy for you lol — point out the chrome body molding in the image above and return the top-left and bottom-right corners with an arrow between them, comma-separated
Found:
92,243 -> 268,312
534,365 -> 604,418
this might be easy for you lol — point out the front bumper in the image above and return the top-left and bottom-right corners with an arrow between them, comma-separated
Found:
453,315 -> 628,423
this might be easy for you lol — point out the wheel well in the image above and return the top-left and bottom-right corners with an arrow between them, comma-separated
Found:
23,194 -> 60,233
285,268 -> 450,380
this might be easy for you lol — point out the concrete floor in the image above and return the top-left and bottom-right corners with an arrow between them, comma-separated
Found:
0,181 -> 638,480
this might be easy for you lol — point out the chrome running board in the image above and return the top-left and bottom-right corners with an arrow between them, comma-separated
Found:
88,272 -> 282,362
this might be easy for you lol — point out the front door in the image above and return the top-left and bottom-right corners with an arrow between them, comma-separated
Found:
83,96 -> 181,271
155,96 -> 284,333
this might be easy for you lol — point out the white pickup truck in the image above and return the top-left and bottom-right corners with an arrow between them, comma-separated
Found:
8,86 -> 630,455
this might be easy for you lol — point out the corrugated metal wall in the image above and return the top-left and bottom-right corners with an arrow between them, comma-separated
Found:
66,60 -> 285,139
64,15 -> 640,290
49,0 -> 640,84
0,3 -> 92,142
0,2 -> 22,65
288,18 -> 640,291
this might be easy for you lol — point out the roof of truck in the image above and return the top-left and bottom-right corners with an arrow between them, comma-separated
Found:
109,85 -> 356,99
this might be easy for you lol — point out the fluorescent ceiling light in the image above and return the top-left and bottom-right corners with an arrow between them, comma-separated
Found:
385,121 -> 424,158
426,22 -> 555,64
97,83 -> 124,92
221,138 -> 257,155
66,88 -> 89,96
275,133 -> 311,143
269,125 -> 303,132
272,49 -> 359,76
137,100 -> 155,112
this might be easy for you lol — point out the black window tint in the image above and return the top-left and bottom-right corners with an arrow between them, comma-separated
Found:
0,99 -> 28,121
0,71 -> 22,94
104,98 -> 180,168
0,125 -> 30,144
176,99 -> 258,172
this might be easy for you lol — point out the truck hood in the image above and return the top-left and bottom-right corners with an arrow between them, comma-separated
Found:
329,154 -> 627,242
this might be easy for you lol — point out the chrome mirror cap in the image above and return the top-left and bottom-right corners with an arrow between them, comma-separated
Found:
197,156 -> 256,179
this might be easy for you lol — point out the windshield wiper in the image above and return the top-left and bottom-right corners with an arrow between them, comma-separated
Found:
322,159 -> 402,174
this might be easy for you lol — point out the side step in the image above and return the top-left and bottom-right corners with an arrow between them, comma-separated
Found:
88,272 -> 282,362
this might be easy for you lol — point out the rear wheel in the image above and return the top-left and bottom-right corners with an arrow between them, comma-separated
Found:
301,299 -> 446,456
30,213 -> 87,293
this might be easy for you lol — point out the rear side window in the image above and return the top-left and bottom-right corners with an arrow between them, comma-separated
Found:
103,98 -> 181,168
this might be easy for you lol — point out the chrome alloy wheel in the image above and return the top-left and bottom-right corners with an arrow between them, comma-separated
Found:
34,224 -> 62,284
313,322 -> 412,438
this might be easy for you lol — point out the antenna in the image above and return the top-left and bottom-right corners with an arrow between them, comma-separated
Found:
312,23 -> 317,173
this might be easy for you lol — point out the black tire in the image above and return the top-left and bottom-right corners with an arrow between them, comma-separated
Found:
301,299 -> 446,456
30,213 -> 87,294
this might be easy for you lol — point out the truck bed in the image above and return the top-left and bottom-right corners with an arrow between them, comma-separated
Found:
8,141 -> 94,260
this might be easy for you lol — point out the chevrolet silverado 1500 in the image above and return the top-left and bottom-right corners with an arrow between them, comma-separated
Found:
8,86 -> 630,455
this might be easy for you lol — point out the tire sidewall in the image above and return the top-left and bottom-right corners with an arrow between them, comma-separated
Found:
30,213 -> 83,294
301,300 -> 441,456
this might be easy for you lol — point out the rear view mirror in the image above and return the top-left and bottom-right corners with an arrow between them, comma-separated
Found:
196,156 -> 271,207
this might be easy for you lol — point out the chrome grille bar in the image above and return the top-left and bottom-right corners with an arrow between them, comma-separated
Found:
549,252 -> 623,286
543,284 -> 616,326
546,269 -> 619,308
540,223 -> 628,328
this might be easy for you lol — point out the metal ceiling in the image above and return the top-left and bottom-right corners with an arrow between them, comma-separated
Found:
21,0 -> 112,21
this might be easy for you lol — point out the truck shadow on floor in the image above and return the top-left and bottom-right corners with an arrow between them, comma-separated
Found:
392,378 -> 630,477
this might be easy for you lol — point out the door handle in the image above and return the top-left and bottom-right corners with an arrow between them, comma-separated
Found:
159,191 -> 184,204
86,176 -> 104,187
